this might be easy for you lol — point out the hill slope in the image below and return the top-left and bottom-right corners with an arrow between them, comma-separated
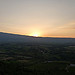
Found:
0,32 -> 75,44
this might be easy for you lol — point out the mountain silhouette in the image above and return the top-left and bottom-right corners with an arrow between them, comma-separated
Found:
0,32 -> 75,44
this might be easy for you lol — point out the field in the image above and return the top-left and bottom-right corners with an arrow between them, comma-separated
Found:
0,43 -> 75,75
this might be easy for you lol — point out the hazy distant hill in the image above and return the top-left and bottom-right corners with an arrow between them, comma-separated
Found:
0,32 -> 75,44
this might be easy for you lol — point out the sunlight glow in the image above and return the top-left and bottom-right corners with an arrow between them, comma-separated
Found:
33,34 -> 38,37
30,32 -> 41,37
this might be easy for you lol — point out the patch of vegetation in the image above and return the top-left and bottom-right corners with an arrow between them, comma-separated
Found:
0,61 -> 75,75
0,43 -> 75,75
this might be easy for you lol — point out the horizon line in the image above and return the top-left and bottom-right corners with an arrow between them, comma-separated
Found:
0,31 -> 75,39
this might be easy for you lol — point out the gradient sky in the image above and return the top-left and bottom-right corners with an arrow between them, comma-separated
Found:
0,0 -> 75,38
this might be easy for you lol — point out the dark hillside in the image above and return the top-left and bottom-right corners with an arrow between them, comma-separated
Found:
0,32 -> 75,44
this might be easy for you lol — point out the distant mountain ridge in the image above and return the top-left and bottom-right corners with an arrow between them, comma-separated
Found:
0,32 -> 75,44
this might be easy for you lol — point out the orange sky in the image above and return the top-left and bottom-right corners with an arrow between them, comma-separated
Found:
0,0 -> 75,38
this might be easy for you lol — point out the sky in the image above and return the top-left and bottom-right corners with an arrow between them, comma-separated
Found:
0,0 -> 75,38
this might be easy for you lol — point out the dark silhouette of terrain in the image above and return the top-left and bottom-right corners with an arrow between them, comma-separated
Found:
0,32 -> 75,44
0,32 -> 75,75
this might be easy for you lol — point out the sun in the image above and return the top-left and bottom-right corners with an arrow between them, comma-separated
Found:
30,32 -> 40,37
33,34 -> 39,37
